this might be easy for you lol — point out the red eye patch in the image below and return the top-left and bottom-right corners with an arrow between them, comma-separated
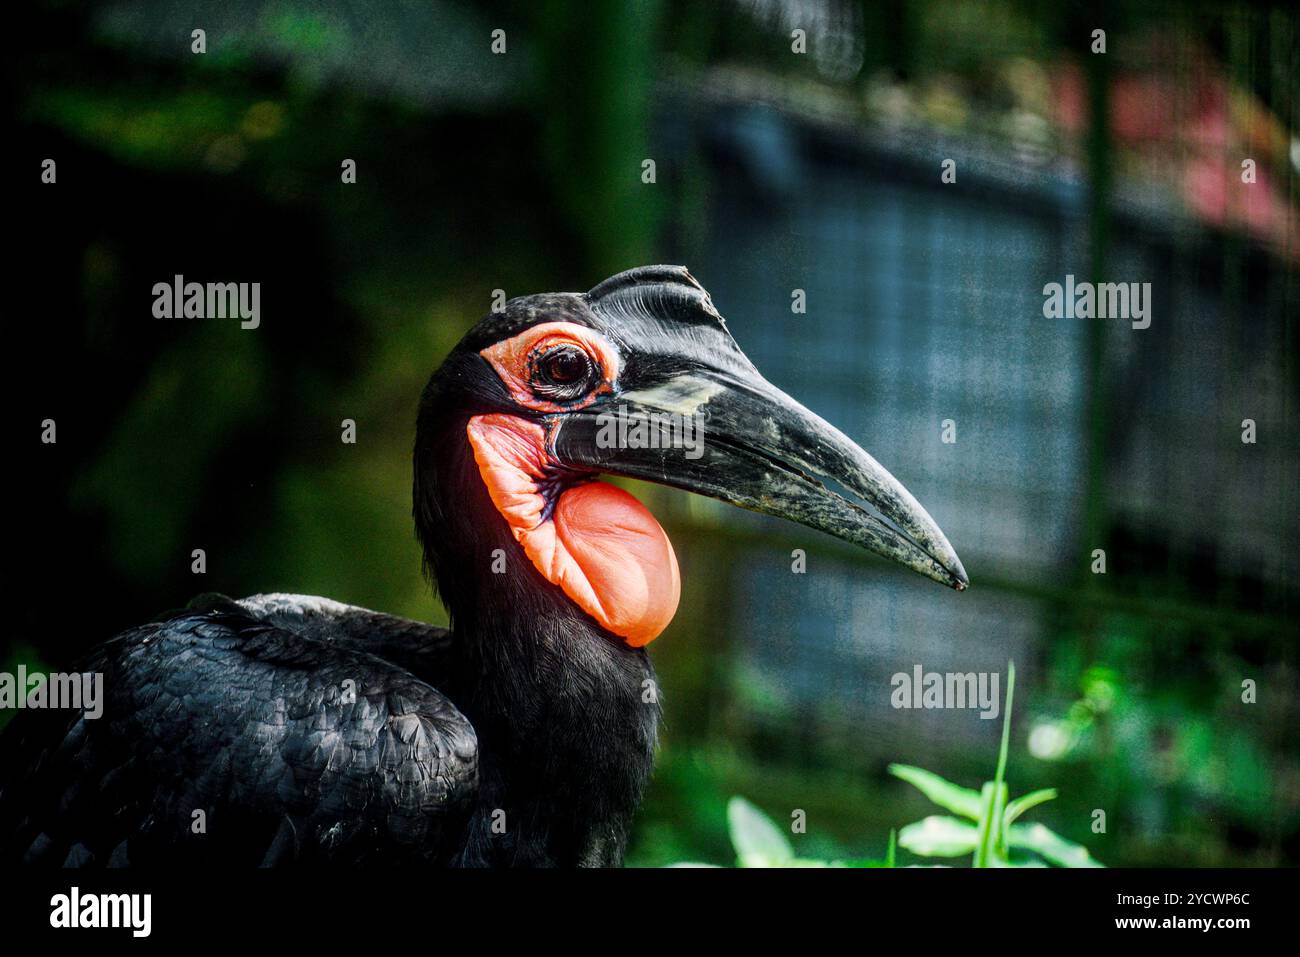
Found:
479,322 -> 620,412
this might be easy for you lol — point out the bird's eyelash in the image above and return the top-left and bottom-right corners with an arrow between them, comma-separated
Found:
527,344 -> 601,397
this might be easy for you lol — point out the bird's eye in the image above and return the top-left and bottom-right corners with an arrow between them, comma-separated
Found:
540,346 -> 589,384
532,344 -> 598,400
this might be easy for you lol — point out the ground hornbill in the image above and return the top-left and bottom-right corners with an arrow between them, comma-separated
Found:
0,265 -> 966,867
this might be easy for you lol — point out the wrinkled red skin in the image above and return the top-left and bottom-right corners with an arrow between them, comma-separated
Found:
467,412 -> 680,647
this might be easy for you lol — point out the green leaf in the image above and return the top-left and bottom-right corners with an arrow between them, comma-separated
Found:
990,661 -> 1015,859
727,797 -> 794,866
1004,788 -> 1058,826
1009,822 -> 1104,868
897,815 -> 980,857
886,828 -> 897,868
995,661 -> 1015,789
973,780 -> 1009,867
888,764 -> 983,819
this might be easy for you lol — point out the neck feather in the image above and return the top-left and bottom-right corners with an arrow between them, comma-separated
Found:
414,397 -> 659,865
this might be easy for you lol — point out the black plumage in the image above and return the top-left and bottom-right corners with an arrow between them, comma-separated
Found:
1,265 -> 966,867
2,596 -> 479,865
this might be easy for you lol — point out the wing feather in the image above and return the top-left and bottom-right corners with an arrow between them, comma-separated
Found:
0,597 -> 477,866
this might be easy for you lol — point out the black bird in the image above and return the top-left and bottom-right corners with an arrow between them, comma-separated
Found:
0,265 -> 966,867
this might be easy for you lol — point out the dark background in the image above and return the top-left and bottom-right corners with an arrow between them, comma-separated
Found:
6,0 -> 1297,866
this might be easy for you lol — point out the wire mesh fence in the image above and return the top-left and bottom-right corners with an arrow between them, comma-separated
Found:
659,93 -> 1297,761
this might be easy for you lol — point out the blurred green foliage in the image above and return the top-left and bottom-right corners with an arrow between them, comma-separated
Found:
889,663 -> 1103,867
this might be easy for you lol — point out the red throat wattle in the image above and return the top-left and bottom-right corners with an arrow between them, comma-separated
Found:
466,413 -> 681,646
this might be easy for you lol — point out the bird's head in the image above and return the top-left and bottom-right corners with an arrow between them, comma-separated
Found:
416,265 -> 966,648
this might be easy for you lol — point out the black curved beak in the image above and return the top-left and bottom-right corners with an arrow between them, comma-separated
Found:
550,369 -> 968,591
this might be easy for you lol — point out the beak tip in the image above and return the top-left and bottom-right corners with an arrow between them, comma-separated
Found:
914,553 -> 967,591
943,554 -> 969,592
